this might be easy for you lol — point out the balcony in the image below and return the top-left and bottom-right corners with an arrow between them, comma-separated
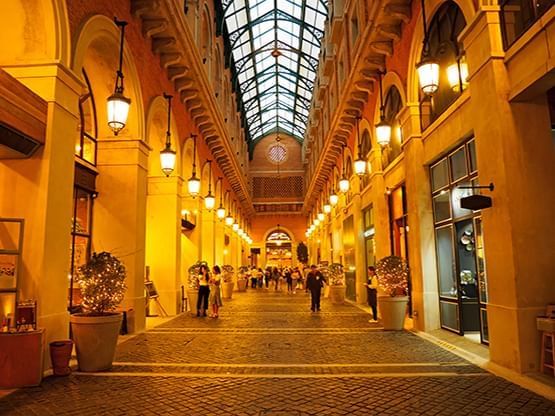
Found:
500,0 -> 554,48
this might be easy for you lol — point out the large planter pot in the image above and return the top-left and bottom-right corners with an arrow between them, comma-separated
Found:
70,313 -> 122,372
187,288 -> 199,316
49,340 -> 73,376
0,329 -> 44,388
222,281 -> 235,299
378,296 -> 408,330
236,279 -> 248,292
329,285 -> 346,304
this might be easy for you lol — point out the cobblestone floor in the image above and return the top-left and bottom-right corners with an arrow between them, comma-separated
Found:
1,290 -> 554,415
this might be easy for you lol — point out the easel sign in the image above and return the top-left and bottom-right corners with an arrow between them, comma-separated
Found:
144,281 -> 159,299
144,266 -> 167,317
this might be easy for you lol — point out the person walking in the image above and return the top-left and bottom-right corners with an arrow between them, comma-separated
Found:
257,268 -> 264,288
272,267 -> 281,291
291,268 -> 300,294
285,268 -> 293,294
197,264 -> 210,317
365,266 -> 379,322
306,264 -> 326,312
208,265 -> 223,318
250,267 -> 258,289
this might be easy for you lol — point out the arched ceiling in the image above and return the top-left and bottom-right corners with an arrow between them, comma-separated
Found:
222,0 -> 327,144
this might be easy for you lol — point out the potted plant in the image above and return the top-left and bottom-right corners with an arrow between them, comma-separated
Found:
186,261 -> 206,316
222,265 -> 235,299
326,263 -> 346,304
69,252 -> 126,372
375,256 -> 409,330
236,266 -> 249,292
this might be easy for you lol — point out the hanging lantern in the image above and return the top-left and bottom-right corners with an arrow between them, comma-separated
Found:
417,58 -> 440,95
107,19 -> 131,135
323,203 -> 331,214
188,135 -> 201,197
232,222 -> 239,231
354,116 -> 367,176
216,179 -> 226,219
416,0 -> 439,96
317,212 -> 325,222
329,191 -> 339,206
354,157 -> 367,176
204,160 -> 215,210
225,213 -> 234,226
447,56 -> 469,92
375,119 -> 392,147
159,93 -> 176,176
339,175 -> 350,193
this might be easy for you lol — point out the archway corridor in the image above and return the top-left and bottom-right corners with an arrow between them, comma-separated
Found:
1,289 -> 554,415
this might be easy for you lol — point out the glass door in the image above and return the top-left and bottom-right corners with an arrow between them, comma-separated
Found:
474,217 -> 489,343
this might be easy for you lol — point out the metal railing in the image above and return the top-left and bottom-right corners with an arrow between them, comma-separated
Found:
500,0 -> 554,49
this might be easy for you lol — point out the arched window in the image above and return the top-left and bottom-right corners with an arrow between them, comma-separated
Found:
382,86 -> 403,168
420,1 -> 468,130
76,69 -> 98,165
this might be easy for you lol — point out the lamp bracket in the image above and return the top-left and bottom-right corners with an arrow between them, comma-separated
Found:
457,182 -> 494,192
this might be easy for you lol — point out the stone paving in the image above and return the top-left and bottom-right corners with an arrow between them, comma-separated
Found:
1,290 -> 554,415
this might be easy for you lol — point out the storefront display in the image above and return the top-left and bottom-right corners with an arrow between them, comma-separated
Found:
430,138 -> 489,343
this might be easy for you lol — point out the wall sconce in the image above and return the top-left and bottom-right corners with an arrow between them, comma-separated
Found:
353,116 -> 367,176
160,93 -> 176,176
375,71 -> 392,147
416,0 -> 439,95
187,134 -> 201,197
107,18 -> 131,135
204,160 -> 215,210
216,179 -> 226,219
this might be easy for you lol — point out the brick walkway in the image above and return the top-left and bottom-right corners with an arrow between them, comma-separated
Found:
1,290 -> 554,415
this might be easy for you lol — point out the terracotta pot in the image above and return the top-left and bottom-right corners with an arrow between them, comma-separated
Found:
236,279 -> 247,292
187,289 -> 199,316
378,296 -> 408,330
70,313 -> 122,372
222,281 -> 235,299
49,340 -> 73,376
329,285 -> 346,304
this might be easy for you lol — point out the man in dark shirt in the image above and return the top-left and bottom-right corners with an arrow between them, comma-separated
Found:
306,264 -> 326,312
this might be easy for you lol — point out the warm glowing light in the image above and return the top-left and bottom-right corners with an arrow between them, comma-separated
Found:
314,218 -> 320,226
107,92 -> 131,135
376,120 -> 392,147
329,193 -> 339,206
160,146 -> 176,177
204,192 -> 216,210
225,215 -> 234,226
181,209 -> 189,217
317,212 -> 325,222
339,176 -> 350,193
75,144 -> 82,154
447,60 -> 469,92
417,58 -> 440,95
354,157 -> 367,176
188,174 -> 201,197
216,206 -> 226,219
232,222 -> 239,231
223,249 -> 228,256
323,203 -> 331,214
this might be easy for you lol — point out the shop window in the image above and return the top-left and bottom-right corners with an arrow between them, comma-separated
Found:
419,2 -> 468,131
363,205 -> 375,270
76,69 -> 98,165
69,187 -> 94,311
382,87 -> 403,168
430,137 -> 489,344
389,185 -> 411,313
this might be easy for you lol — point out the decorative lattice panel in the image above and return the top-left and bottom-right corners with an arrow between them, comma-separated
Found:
254,204 -> 304,213
252,176 -> 304,199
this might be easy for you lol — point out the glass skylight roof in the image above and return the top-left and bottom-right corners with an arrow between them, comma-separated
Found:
223,0 -> 327,143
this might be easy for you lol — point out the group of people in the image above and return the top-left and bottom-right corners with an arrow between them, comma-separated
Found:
194,263 -> 380,321
196,264 -> 223,318
246,266 -> 304,294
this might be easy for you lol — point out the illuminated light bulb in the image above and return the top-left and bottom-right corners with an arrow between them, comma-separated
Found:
204,192 -> 216,210
376,119 -> 392,147
225,215 -> 234,226
216,206 -> 226,220
317,212 -> 325,222
188,174 -> 201,197
323,203 -> 331,214
354,157 -> 367,176
329,193 -> 339,206
107,92 -> 131,135
160,145 -> 176,177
